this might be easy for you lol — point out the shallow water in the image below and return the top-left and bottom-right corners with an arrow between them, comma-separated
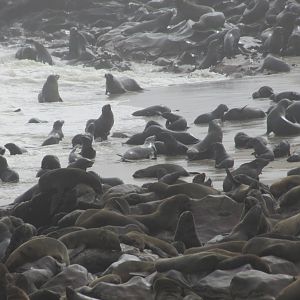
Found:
1,45 -> 300,205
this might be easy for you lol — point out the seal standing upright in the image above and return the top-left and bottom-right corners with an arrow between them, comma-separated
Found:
38,75 -> 63,103
86,104 -> 114,141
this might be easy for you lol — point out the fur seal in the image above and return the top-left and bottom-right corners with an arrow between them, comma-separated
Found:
132,105 -> 171,117
260,54 -> 291,73
4,143 -> 27,155
176,0 -> 214,22
263,26 -> 284,55
86,104 -> 114,141
162,112 -> 187,131
39,168 -> 102,195
193,12 -> 225,31
224,106 -> 266,121
38,75 -> 63,103
5,236 -> 69,271
148,181 -> 219,199
273,140 -> 291,158
120,136 -> 156,161
155,132 -> 188,155
72,123 -> 94,148
133,163 -> 189,178
194,104 -> 228,124
69,27 -> 89,59
42,120 -> 64,146
105,73 -> 143,95
223,158 -> 269,192
287,151 -> 300,162
6,285 -> 29,300
126,125 -> 199,146
252,86 -> 274,99
75,209 -> 148,232
213,142 -> 234,169
68,158 -> 94,171
251,138 -> 275,161
79,136 -> 96,160
270,175 -> 300,198
267,99 -> 300,136
287,167 -> 300,176
0,156 -> 19,183
174,211 -> 201,248
270,91 -> 300,102
59,228 -> 121,251
131,194 -> 191,233
187,119 -> 223,160
123,11 -> 173,35
241,0 -> 269,24
286,101 -> 300,123
27,39 -> 53,65
199,39 -> 220,69
36,155 -> 61,177
224,27 -> 240,58
276,277 -> 300,300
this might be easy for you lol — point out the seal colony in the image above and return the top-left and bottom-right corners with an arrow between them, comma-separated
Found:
3,0 -> 300,299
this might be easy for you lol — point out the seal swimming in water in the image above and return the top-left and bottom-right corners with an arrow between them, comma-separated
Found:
194,104 -> 228,124
4,143 -> 27,155
267,99 -> 300,136
86,104 -> 114,141
120,136 -> 157,161
105,73 -> 143,95
38,75 -> 63,103
0,156 -> 19,183
42,120 -> 64,146
187,119 -> 223,160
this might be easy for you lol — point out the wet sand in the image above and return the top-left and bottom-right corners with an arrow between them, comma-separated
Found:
95,69 -> 300,191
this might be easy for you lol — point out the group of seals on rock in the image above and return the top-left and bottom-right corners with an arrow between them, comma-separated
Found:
5,81 -> 300,299
6,1 -> 300,298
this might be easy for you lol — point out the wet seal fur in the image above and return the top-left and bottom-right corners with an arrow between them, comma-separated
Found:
187,119 -> 223,160
194,104 -> 228,124
86,104 -> 114,141
42,120 -> 64,146
105,73 -> 143,95
38,75 -> 63,103
267,99 -> 300,136
213,142 -> 234,169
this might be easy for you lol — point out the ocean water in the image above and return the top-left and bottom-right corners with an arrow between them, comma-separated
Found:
1,45 -> 300,205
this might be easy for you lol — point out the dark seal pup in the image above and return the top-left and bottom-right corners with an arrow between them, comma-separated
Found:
162,112 -> 187,131
41,120 -> 64,146
38,75 -> 63,103
194,104 -> 228,124
0,156 -> 19,183
86,104 -> 114,141
105,73 -> 143,95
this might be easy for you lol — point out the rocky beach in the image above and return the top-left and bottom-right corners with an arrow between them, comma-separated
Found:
1,0 -> 300,299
